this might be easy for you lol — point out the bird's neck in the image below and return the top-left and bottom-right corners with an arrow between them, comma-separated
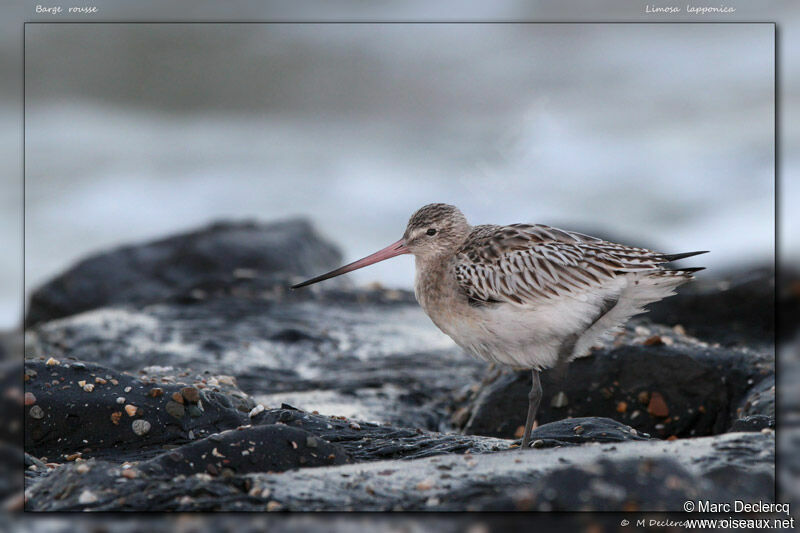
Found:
413,254 -> 456,310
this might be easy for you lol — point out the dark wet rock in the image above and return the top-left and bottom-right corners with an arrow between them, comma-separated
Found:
23,359 -> 253,460
262,433 -> 774,512
25,219 -> 345,327
22,357 -> 508,464
646,266 -> 775,346
25,288 -> 478,433
140,424 -> 350,477
523,417 -> 651,448
249,405 -> 510,461
25,431 -> 773,512
461,323 -> 773,440
729,415 -> 774,433
737,375 -> 775,419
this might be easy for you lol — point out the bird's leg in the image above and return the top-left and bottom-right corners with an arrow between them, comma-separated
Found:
521,369 -> 542,449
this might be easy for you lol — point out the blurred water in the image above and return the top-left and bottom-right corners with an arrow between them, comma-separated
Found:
19,23 -> 776,329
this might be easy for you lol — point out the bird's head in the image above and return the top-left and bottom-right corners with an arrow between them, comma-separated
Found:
402,203 -> 471,259
291,203 -> 470,289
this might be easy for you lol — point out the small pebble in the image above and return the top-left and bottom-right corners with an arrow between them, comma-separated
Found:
24,392 -> 36,406
124,405 -> 138,417
121,468 -> 138,479
616,401 -> 628,413
95,377 -> 107,384
76,463 -> 90,474
29,405 -> 45,419
45,357 -> 60,366
124,386 -> 132,393
78,489 -> 98,504
249,486 -> 270,498
149,388 -> 164,398
349,422 -> 361,430
167,451 -> 184,462
189,289 -> 207,300
110,412 -> 122,425
643,335 -> 664,346
165,401 -> 185,419
132,419 -> 151,436
180,387 -> 200,403
83,384 -> 95,392
416,478 -> 434,491
647,392 -> 670,418
637,391 -> 650,404
573,425 -> 585,435
171,392 -> 184,404
266,501 -> 282,512
116,397 -> 126,404
249,404 -> 265,418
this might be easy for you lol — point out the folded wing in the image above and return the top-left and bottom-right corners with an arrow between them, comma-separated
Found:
453,223 -> 700,306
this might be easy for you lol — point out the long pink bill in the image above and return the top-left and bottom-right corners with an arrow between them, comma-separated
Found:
291,239 -> 409,289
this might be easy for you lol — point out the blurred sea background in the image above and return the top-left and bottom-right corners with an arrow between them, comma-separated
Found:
18,22 -> 777,329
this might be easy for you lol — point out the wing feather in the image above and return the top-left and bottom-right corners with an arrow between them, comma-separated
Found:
454,224 -> 671,306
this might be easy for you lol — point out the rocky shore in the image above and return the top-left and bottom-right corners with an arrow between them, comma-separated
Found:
19,219 -> 781,512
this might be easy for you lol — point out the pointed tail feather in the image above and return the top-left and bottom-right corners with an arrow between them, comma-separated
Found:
662,250 -> 709,262
673,266 -> 706,273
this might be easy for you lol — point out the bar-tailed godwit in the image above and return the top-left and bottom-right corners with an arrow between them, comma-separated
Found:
292,203 -> 706,448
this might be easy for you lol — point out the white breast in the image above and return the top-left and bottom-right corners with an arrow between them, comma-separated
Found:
418,267 -> 642,370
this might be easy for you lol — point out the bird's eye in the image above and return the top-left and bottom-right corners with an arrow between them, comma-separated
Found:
426,228 -> 437,236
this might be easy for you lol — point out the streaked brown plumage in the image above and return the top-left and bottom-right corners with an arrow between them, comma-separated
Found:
293,203 -> 707,448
